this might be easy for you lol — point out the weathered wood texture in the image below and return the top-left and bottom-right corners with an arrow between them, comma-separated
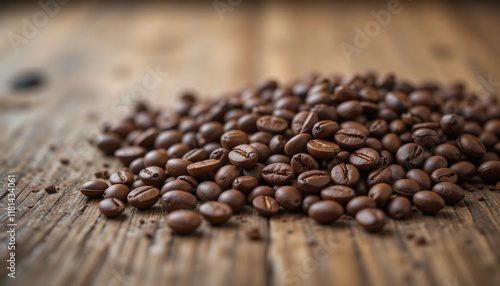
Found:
1,1 -> 500,286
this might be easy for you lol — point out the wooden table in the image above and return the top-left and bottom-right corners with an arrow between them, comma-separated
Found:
1,1 -> 499,285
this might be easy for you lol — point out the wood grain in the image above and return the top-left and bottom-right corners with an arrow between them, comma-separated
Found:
1,1 -> 500,286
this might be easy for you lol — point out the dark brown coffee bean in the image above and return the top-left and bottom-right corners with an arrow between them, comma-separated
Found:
368,119 -> 388,137
131,180 -> 146,190
431,168 -> 458,184
334,128 -> 367,149
199,121 -> 224,143
346,196 -> 376,215
457,134 -> 486,159
349,147 -> 379,170
269,134 -> 287,154
479,131 -> 496,149
248,186 -> 275,203
253,196 -> 280,216
161,191 -> 197,212
256,115 -> 288,133
381,133 -> 402,155
144,150 -> 170,168
412,128 -> 440,150
199,201 -> 233,225
406,169 -> 432,190
99,198 -> 125,218
214,165 -> 241,189
284,133 -> 313,157
477,161 -> 500,183
166,158 -> 192,177
128,186 -> 160,209
103,184 -> 131,202
312,120 -> 339,139
440,113 -> 465,136
275,186 -> 302,211
114,146 -> 147,165
291,111 -> 319,134
432,182 -> 465,205
243,163 -> 265,183
196,181 -> 223,202
306,139 -> 340,159
297,170 -> 331,194
423,155 -> 448,175
95,133 -> 122,154
367,167 -> 392,187
267,154 -> 291,165
320,185 -> 356,206
384,91 -> 410,112
221,130 -> 249,150
218,189 -> 247,212
433,144 -> 461,164
330,163 -> 360,187
387,196 -> 412,219
413,191 -> 445,214
166,210 -> 201,234
355,208 -> 387,232
210,148 -> 230,165
368,183 -> 392,204
229,144 -> 259,168
337,100 -> 363,120
134,127 -> 160,148
291,153 -> 319,175
155,130 -> 183,149
301,195 -> 320,214
167,143 -> 191,158
187,159 -> 221,178
109,169 -> 134,187
392,179 -> 420,199
449,161 -> 477,183
396,143 -> 425,169
139,166 -> 166,187
80,180 -> 109,198
261,163 -> 294,185
365,137 -> 383,152
232,176 -> 260,195
308,200 -> 344,224
250,142 -> 272,164
161,179 -> 195,195
388,164 -> 406,183
182,148 -> 208,163
106,120 -> 135,138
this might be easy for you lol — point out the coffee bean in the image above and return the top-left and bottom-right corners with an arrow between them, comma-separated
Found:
368,183 -> 392,204
297,170 -> 331,194
308,200 -> 344,224
284,133 -> 312,157
139,166 -> 167,187
221,130 -> 249,150
103,184 -> 130,202
457,134 -> 486,159
155,130 -> 183,149
251,142 -> 272,164
367,167 -> 392,187
387,196 -> 412,219
349,147 -> 379,170
161,190 -> 197,212
256,115 -> 288,133
334,128 -> 367,149
477,161 -> 500,183
166,210 -> 201,234
431,168 -> 458,184
384,91 -> 410,112
80,180 -> 109,198
337,100 -> 362,120
248,186 -> 275,203
199,121 -> 224,143
302,195 -> 322,214
381,133 -> 402,155
292,111 -> 319,134
214,165 -> 241,189
449,161 -> 477,183
228,144 -> 259,168
166,158 -> 192,177
413,191 -> 445,214
95,133 -> 122,154
433,144 -> 461,164
269,134 -> 287,154
187,159 -> 221,178
275,186 -> 302,211
128,186 -> 160,209
320,185 -> 356,206
355,208 -> 387,232
243,163 -> 265,183
306,139 -> 340,159
109,169 -> 134,187
210,148 -> 230,165
182,148 -> 209,163
253,196 -> 280,216
232,176 -> 259,194
330,163 -> 360,187
290,153 -> 319,175
199,201 -> 233,225
196,181 -> 223,202
392,179 -> 421,199
267,154 -> 291,165
312,120 -> 339,139
99,198 -> 125,218
161,179 -> 195,195
218,189 -> 247,212
134,127 -> 160,148
365,137 -> 383,152
114,146 -> 147,165
432,182 -> 465,205
396,143 -> 425,169
440,113 -> 465,136
368,119 -> 388,137
412,128 -> 440,150
406,169 -> 432,190
423,155 -> 448,175
144,150 -> 170,168
261,163 -> 294,185
346,196 -> 377,215
167,143 -> 191,158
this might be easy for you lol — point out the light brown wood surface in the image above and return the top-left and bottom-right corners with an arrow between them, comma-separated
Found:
1,1 -> 500,286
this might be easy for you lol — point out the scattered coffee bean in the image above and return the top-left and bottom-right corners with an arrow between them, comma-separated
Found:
99,198 -> 125,218
218,189 -> 247,212
196,181 -> 224,202
413,191 -> 445,214
387,196 -> 412,219
167,210 -> 201,234
432,182 -> 465,205
103,184 -> 130,202
368,183 -> 393,204
392,179 -> 421,199
139,166 -> 166,187
109,169 -> 134,187
320,185 -> 356,206
477,161 -> 500,183
356,208 -> 387,232
229,144 -> 259,168
308,200 -> 344,224
261,163 -> 294,185
161,190 -> 197,212
346,196 -> 377,215
44,185 -> 57,194
80,180 -> 108,198
297,170 -> 331,194
330,163 -> 360,187
199,201 -> 233,225
275,186 -> 302,211
127,186 -> 160,209
253,196 -> 280,216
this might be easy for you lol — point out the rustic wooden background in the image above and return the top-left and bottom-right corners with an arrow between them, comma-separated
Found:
1,1 -> 500,285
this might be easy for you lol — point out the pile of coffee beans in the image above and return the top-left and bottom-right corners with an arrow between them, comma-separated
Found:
81,72 -> 500,233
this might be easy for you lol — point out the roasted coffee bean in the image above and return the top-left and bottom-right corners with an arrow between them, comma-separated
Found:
166,158 -> 192,177
250,142 -> 272,164
99,198 -> 125,218
269,134 -> 287,154
381,133 -> 402,155
365,138 -> 383,152
449,161 -> 477,183
457,134 -> 486,159
384,91 -> 410,112
412,128 -> 440,150
392,179 -> 420,199
477,161 -> 500,183
196,181 -> 224,202
261,163 -> 294,185
334,128 -> 367,149
221,130 -> 249,150
433,143 -> 461,164
161,179 -> 195,195
396,143 -> 425,169
131,180 -> 146,190
312,120 -> 339,139
368,183 -> 392,204
479,132 -> 497,149
302,195 -> 322,214
349,147 -> 379,170
387,196 -> 412,219
114,146 -> 147,165
256,115 -> 288,133
292,111 -> 319,134
200,201 -> 233,225
167,143 -> 191,158
229,144 -> 259,168
182,148 -> 209,162
388,164 -> 406,184
346,196 -> 376,215
413,191 -> 445,214
95,133 -> 122,154
128,186 -> 160,209
275,186 -> 302,210
144,150 -> 170,168
267,154 -> 291,165
253,196 -> 280,216
109,169 -> 134,187
103,184 -> 131,202
423,155 -> 448,175
368,119 -> 388,137
355,208 -> 387,232
139,166 -> 166,187
80,180 -> 109,198
187,159 -> 221,178
308,200 -> 344,224
297,170 -> 331,194
214,165 -> 241,189
406,169 -> 432,190
330,163 -> 360,187
218,189 -> 247,212
290,153 -> 319,175
105,120 -> 135,138
155,130 -> 183,149
367,167 -> 392,187
431,168 -> 458,184
166,210 -> 201,234
161,191 -> 197,212
440,113 -> 465,136
232,176 -> 260,194
199,121 -> 224,143
320,185 -> 356,206
284,133 -> 312,157
334,85 -> 359,102
248,186 -> 275,203
134,127 -> 160,148
306,139 -> 340,159
210,148 -> 230,165
337,100 -> 363,120
432,182 -> 465,205
243,163 -> 265,183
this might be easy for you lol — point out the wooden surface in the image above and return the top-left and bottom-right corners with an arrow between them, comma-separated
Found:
1,1 -> 500,285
